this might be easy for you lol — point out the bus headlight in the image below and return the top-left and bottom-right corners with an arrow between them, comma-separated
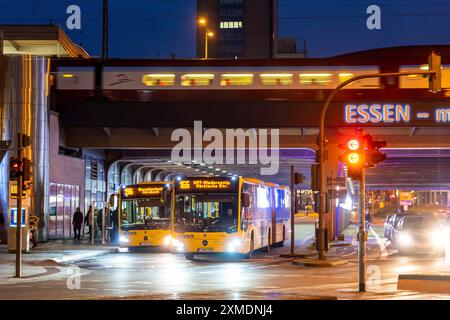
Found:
172,238 -> 184,252
164,235 -> 172,246
227,238 -> 242,252
119,236 -> 129,244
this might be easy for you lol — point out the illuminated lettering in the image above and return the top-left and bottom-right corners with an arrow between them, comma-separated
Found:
179,179 -> 232,190
436,108 -> 450,123
382,104 -> 394,123
345,105 -> 357,123
396,104 -> 410,122
344,104 -> 411,124
358,105 -> 370,123
137,187 -> 163,195
369,104 -> 382,123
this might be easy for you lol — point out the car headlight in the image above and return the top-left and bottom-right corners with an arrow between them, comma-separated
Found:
227,238 -> 242,252
431,230 -> 448,248
398,233 -> 413,246
119,235 -> 129,244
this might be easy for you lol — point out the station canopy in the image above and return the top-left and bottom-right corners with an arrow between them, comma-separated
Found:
0,25 -> 89,58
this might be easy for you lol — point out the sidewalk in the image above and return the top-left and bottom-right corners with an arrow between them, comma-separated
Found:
0,240 -> 117,282
0,239 -> 117,263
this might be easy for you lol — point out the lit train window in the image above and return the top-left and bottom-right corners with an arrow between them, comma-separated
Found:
220,74 -> 254,86
142,74 -> 175,86
62,73 -> 75,78
299,73 -> 332,86
181,74 -> 214,86
260,74 -> 293,86
400,65 -> 449,89
338,73 -> 354,83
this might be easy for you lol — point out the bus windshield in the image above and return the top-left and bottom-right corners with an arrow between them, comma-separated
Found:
121,198 -> 171,231
174,194 -> 238,233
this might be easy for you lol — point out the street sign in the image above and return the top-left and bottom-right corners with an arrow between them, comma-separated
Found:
399,192 -> 412,206
10,182 -> 26,199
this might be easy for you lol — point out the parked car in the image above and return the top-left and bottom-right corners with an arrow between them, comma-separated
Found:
393,215 -> 448,255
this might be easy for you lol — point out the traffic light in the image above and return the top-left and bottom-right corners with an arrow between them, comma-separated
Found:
9,157 -> 23,181
365,135 -> 387,168
339,137 -> 364,180
428,51 -> 442,93
22,158 -> 32,189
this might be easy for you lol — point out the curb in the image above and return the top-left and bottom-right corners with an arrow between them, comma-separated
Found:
397,274 -> 450,293
292,258 -> 348,267
51,248 -> 117,264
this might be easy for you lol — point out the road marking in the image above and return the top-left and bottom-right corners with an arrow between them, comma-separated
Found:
369,226 -> 389,260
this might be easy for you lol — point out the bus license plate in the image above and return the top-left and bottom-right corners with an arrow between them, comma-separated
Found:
140,242 -> 152,246
198,248 -> 213,252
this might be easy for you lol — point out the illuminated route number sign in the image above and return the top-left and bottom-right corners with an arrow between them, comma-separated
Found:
176,178 -> 237,192
121,185 -> 167,198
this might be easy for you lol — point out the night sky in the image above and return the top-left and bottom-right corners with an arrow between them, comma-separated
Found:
1,0 -> 450,58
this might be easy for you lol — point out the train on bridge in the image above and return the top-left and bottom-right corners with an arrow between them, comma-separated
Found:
51,45 -> 450,104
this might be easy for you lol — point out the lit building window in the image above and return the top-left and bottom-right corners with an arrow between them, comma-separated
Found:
220,21 -> 243,29
181,74 -> 215,86
260,73 -> 293,86
299,73 -> 332,86
220,74 -> 254,86
142,74 -> 175,86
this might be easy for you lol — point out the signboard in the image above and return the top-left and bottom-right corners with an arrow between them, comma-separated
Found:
399,192 -> 413,206
10,208 -> 26,227
344,103 -> 450,126
121,184 -> 171,199
176,177 -> 238,193
10,182 -> 26,199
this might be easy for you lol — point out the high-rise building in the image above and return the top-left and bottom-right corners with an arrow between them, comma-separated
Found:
196,0 -> 278,59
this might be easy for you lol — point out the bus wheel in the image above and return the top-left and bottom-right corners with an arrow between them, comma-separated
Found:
184,253 -> 195,260
276,227 -> 285,247
246,234 -> 255,259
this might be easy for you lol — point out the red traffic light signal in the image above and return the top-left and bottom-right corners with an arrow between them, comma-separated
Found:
9,158 -> 23,181
340,137 -> 364,168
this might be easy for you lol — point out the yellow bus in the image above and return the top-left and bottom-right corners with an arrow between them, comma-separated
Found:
171,176 -> 291,259
118,182 -> 174,249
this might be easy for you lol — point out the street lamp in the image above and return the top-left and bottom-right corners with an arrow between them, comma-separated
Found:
198,18 -> 213,59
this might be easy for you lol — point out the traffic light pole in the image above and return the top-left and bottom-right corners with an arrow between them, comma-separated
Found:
15,133 -> 23,278
290,165 -> 295,255
318,69 -> 438,260
358,168 -> 366,292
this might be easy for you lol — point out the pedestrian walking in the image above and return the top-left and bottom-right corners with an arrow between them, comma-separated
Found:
111,208 -> 119,244
84,205 -> 93,236
72,207 -> 83,240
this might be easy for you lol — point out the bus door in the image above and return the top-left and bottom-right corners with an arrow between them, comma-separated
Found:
271,188 -> 276,245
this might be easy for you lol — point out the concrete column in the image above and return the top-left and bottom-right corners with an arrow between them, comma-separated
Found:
323,142 -> 341,241
0,55 -> 50,242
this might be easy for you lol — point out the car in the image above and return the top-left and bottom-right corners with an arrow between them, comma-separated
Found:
393,215 -> 448,255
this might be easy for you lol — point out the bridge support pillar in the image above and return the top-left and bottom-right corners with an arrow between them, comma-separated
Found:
324,142 -> 341,241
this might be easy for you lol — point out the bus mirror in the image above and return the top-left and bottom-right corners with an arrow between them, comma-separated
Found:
242,193 -> 250,208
